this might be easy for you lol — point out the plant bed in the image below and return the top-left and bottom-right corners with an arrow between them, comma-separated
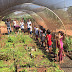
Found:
17,65 -> 47,72
0,34 -> 64,72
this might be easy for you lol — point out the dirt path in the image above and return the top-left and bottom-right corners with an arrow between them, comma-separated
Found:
0,26 -> 13,34
60,56 -> 72,72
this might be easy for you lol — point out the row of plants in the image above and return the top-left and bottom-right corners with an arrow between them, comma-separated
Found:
0,34 -> 63,72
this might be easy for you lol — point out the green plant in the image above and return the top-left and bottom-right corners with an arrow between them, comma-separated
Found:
64,37 -> 72,51
0,34 -> 64,72
8,36 -> 14,43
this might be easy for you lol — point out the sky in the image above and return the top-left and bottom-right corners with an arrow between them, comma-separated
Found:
65,0 -> 72,7
54,0 -> 72,8
33,0 -> 72,9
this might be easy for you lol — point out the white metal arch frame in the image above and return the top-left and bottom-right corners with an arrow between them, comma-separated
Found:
0,1 -> 67,34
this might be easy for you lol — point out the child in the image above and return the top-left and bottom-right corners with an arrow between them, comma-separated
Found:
46,29 -> 52,53
20,20 -> 25,33
52,32 -> 56,57
29,24 -> 32,37
58,31 -> 65,64
35,26 -> 39,40
52,32 -> 60,62
39,26 -> 43,43
13,19 -> 17,32
5,19 -> 12,34
41,28 -> 46,47
33,25 -> 36,39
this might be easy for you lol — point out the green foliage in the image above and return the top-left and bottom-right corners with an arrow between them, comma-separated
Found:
0,60 -> 8,67
64,36 -> 72,51
47,67 -> 63,72
0,67 -> 12,72
0,34 -> 63,72
7,36 -> 16,43
7,34 -> 33,44
40,59 -> 51,66
5,43 -> 13,48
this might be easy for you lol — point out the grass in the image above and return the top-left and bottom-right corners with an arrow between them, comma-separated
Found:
0,33 -> 63,72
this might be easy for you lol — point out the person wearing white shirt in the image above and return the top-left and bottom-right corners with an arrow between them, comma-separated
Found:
27,19 -> 32,34
13,19 -> 17,32
29,24 -> 32,37
13,19 -> 17,28
20,20 -> 25,33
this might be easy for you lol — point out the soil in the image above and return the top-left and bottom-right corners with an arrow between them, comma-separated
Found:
17,67 -> 47,72
0,26 -> 13,34
60,56 -> 72,72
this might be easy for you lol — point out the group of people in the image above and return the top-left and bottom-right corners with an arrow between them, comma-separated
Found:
13,18 -> 25,33
33,25 -> 65,64
5,18 -> 65,64
5,18 -> 32,35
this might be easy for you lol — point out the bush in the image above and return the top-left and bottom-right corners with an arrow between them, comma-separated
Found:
64,36 -> 72,51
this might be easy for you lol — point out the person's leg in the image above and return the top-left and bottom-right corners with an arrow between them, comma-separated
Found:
7,28 -> 10,34
21,29 -> 22,33
63,49 -> 66,57
14,26 -> 16,32
30,31 -> 31,37
10,27 -> 12,33
59,48 -> 62,64
36,35 -> 38,40
31,31 -> 32,37
61,49 -> 64,63
46,44 -> 49,52
21,29 -> 24,33
36,35 -> 37,40
44,40 -> 46,47
49,45 -> 52,53
41,41 -> 43,47
23,29 -> 25,33
28,28 -> 30,35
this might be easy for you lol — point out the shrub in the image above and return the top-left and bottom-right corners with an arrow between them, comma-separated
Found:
64,36 -> 72,51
